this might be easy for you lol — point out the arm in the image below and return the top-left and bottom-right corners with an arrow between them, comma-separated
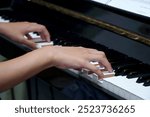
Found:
0,46 -> 112,91
0,48 -> 52,91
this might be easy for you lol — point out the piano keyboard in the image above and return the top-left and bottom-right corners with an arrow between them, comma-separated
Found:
49,37 -> 150,100
0,15 -> 150,100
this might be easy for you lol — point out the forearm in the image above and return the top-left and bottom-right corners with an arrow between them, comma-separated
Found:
0,23 -> 8,35
0,48 -> 52,91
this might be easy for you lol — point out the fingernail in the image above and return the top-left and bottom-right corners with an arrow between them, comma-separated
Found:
47,39 -> 50,42
108,68 -> 113,73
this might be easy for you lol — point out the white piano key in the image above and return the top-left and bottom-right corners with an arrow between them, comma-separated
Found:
91,0 -> 111,4
36,41 -> 54,48
32,38 -> 44,43
29,32 -> 40,38
68,69 -> 80,75
0,16 -> 10,22
97,79 -> 104,84
102,76 -> 150,100
103,71 -> 115,77
74,67 -> 150,100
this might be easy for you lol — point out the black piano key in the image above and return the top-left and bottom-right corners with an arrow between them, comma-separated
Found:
33,32 -> 40,36
53,38 -> 61,45
137,74 -> 150,83
52,37 -> 77,46
122,69 -> 133,74
126,68 -> 150,78
115,63 -> 140,75
115,61 -> 140,70
120,68 -> 138,76
1,15 -> 9,20
137,77 -> 145,83
116,63 -> 148,77
126,71 -> 140,78
112,61 -> 131,70
112,59 -> 140,70
127,71 -> 150,78
137,77 -> 148,84
143,79 -> 150,87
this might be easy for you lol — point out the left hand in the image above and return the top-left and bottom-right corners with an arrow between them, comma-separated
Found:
0,22 -> 50,49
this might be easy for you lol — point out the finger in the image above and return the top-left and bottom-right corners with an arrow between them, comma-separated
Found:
98,56 -> 113,72
40,28 -> 51,42
98,58 -> 112,72
83,61 -> 104,79
86,48 -> 99,54
86,53 -> 113,72
25,33 -> 32,40
95,51 -> 112,72
28,24 -> 51,42
21,39 -> 37,49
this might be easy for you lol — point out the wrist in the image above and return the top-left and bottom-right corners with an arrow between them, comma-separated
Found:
0,23 -> 5,34
36,46 -> 54,69
0,23 -> 9,36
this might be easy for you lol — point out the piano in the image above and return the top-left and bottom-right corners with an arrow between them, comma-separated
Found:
0,0 -> 150,100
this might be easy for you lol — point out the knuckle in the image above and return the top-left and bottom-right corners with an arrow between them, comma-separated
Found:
78,46 -> 84,49
24,21 -> 30,24
90,48 -> 98,53
31,22 -> 38,25
99,51 -> 106,57
79,60 -> 86,68
91,48 -> 97,51
38,25 -> 46,31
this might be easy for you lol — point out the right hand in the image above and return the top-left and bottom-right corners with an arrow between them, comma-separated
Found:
43,46 -> 112,79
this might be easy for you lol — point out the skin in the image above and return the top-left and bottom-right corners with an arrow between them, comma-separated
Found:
0,22 -> 112,91
0,22 -> 50,49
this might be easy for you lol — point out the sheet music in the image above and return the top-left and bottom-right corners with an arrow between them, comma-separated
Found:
91,0 -> 150,17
